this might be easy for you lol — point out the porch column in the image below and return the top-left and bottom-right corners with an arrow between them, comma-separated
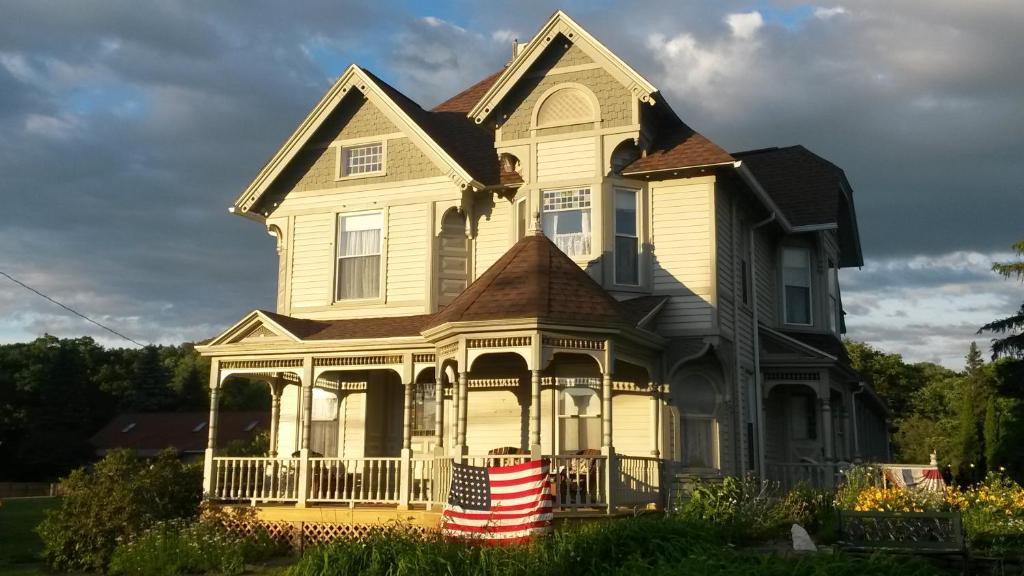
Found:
399,378 -> 414,509
529,370 -> 541,455
268,375 -> 284,458
434,371 -> 444,451
296,357 -> 314,507
650,383 -> 661,457
202,359 -> 221,496
820,399 -> 835,461
601,372 -> 613,448
455,371 -> 469,457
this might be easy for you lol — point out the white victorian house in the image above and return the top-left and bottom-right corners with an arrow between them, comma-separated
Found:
196,11 -> 890,526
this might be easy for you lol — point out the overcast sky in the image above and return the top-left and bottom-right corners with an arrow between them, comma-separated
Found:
1,1 -> 1021,369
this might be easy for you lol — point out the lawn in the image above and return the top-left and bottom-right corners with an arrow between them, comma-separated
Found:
0,497 -> 57,574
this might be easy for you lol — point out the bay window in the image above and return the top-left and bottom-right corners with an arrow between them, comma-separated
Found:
336,212 -> 382,300
783,247 -> 812,325
614,188 -> 639,285
542,187 -> 591,258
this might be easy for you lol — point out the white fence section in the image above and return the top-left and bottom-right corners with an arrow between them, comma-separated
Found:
464,454 -> 532,468
210,457 -> 300,502
615,455 -> 661,507
308,457 -> 402,503
410,456 -> 453,506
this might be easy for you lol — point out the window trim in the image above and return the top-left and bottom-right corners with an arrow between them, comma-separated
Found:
555,380 -> 602,454
333,210 -> 385,303
541,186 -> 593,260
782,246 -> 814,326
613,187 -> 640,286
335,139 -> 388,180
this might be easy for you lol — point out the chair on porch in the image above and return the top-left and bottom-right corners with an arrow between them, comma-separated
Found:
558,448 -> 601,506
486,446 -> 528,468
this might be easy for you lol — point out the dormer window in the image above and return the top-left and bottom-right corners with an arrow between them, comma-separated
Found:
542,187 -> 591,258
338,141 -> 385,178
783,247 -> 812,325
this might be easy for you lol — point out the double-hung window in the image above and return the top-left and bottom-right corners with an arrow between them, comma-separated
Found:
412,382 -> 437,437
614,188 -> 639,285
542,187 -> 591,258
340,142 -> 383,177
336,212 -> 382,300
783,247 -> 812,325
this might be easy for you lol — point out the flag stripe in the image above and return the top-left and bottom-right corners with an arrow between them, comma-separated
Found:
442,459 -> 554,543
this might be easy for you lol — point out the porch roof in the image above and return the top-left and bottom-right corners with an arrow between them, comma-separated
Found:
425,233 -> 640,330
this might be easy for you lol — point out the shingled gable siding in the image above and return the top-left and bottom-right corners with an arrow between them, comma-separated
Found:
497,38 -> 633,142
266,95 -> 442,196
650,177 -> 715,334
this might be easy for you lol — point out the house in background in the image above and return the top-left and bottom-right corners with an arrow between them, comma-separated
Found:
91,412 -> 268,462
196,10 -> 889,523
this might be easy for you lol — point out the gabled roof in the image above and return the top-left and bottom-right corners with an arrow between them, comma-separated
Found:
234,64 -> 485,216
90,412 -> 268,455
467,10 -> 658,125
733,145 -> 863,267
425,233 -> 633,330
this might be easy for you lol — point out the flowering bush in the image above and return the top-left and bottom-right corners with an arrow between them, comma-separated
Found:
852,486 -> 944,513
944,472 -> 1024,554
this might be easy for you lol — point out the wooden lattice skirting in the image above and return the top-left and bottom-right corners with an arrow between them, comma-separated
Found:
218,517 -> 431,550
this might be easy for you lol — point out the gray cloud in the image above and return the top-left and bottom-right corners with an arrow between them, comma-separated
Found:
1,1 -> 1021,359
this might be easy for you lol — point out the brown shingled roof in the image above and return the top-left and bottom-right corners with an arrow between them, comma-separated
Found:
90,412 -> 268,455
261,310 -> 432,340
433,70 -> 504,113
621,102 -> 734,175
425,233 -> 632,330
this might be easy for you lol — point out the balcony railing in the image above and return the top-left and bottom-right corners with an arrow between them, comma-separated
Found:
208,452 -> 662,512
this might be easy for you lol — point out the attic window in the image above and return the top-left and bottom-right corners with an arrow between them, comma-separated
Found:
192,422 -> 207,433
533,86 -> 596,129
121,423 -> 137,433
338,141 -> 385,178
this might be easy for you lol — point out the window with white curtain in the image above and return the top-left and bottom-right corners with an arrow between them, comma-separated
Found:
310,388 -> 339,457
336,212 -> 382,300
557,381 -> 601,453
340,142 -> 383,176
783,247 -> 812,325
614,188 -> 639,285
542,188 -> 591,258
677,373 -> 719,469
412,382 -> 437,437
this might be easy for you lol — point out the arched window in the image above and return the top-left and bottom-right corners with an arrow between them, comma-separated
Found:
533,85 -> 597,129
676,373 -> 720,469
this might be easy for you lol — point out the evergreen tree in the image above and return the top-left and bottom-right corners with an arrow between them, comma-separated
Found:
983,396 -> 1001,470
128,345 -> 174,411
979,240 -> 1024,358
957,342 -> 989,480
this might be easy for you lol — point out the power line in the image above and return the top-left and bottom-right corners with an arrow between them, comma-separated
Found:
0,270 -> 146,348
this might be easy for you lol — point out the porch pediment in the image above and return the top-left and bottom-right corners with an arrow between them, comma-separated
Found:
759,327 -> 840,364
205,310 -> 304,347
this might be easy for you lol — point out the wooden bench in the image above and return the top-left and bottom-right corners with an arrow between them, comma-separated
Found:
838,510 -> 968,572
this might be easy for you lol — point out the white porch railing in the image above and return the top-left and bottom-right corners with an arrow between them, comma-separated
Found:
210,457 -> 300,502
550,454 -> 607,509
308,457 -> 402,503
615,455 -> 661,507
209,453 -> 665,512
766,461 -> 848,491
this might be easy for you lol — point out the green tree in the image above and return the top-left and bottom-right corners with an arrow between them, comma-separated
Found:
979,240 -> 1024,358
846,340 -> 924,416
983,396 -> 1001,469
127,345 -> 174,411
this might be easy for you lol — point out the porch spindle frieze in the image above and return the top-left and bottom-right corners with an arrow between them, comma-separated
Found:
437,341 -> 460,360
466,336 -> 532,348
541,335 -> 605,350
411,353 -> 436,363
313,355 -> 404,367
221,358 -> 303,370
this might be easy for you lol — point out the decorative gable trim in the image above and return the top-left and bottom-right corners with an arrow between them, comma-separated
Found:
467,10 -> 657,125
206,310 -> 302,347
759,327 -> 837,362
234,65 -> 481,216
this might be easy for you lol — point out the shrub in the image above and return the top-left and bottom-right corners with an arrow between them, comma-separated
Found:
834,465 -> 883,511
776,484 -> 837,540
945,472 -> 1024,555
674,475 -> 786,542
36,449 -> 201,572
108,519 -> 286,576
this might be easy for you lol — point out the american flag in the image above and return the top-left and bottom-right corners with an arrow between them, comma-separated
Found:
441,458 -> 553,543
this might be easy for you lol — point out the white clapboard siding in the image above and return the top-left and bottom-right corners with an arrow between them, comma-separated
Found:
386,203 -> 427,302
536,137 -> 597,182
474,197 -> 512,277
612,394 -> 652,456
465,390 -> 524,454
290,213 -> 333,309
275,384 -> 302,456
651,179 -> 714,332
